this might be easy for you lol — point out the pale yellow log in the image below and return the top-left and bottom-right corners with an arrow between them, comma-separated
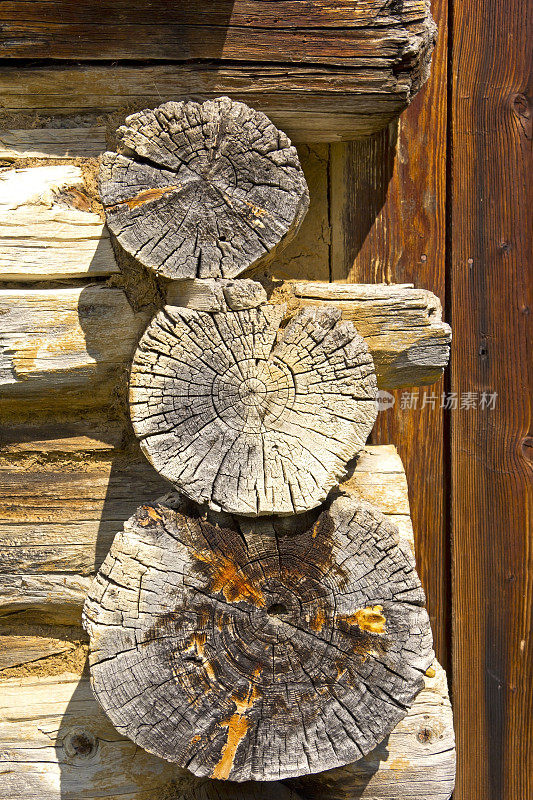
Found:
0,286 -> 148,408
0,165 -> 118,280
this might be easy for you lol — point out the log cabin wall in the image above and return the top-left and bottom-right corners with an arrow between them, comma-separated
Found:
0,2 -> 530,799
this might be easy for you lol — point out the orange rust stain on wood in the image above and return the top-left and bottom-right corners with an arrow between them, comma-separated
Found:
107,185 -> 180,211
194,550 -> 265,608
138,505 -> 163,526
192,633 -> 216,682
310,606 -> 326,632
212,681 -> 261,780
346,605 -> 386,634
54,187 -> 92,211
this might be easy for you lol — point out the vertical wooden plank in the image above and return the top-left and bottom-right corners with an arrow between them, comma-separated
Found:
330,0 -> 449,668
450,0 -> 532,797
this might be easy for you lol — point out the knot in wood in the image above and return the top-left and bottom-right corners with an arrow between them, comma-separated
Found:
99,98 -> 309,279
129,302 -> 378,515
82,495 -> 434,782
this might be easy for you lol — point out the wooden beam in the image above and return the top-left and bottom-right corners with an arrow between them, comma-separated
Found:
0,166 -> 118,281
0,663 -> 452,800
328,0 -> 450,670
450,0 -> 532,796
0,286 -> 149,411
0,62 -> 432,142
0,439 -> 454,798
0,282 -> 449,412
0,127 -> 107,161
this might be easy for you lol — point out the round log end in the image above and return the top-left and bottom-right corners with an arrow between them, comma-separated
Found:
129,298 -> 378,516
83,494 -> 434,782
99,98 -> 309,279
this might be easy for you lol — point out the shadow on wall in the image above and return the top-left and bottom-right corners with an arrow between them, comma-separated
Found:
331,122 -> 398,281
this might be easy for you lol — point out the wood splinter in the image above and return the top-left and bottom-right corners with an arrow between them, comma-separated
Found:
82,493 -> 434,783
99,97 -> 309,279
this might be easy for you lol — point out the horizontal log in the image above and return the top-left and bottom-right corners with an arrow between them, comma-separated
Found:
0,439 -> 413,623
0,661 -> 452,800
0,1 -> 435,98
0,64 -> 430,141
288,281 -> 451,388
0,166 -> 118,280
0,1 -> 432,32
0,283 -> 449,410
0,127 -> 107,161
0,286 -> 148,410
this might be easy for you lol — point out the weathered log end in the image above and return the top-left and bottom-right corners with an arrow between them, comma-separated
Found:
288,661 -> 455,800
99,98 -> 309,279
129,290 -> 378,515
82,494 -> 434,782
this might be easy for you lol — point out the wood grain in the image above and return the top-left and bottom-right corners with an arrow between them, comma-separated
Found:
0,127 -> 107,161
329,0 -> 449,669
100,99 -> 309,280
0,662 -> 451,800
0,1 -> 435,86
0,64 -> 431,142
449,0 -> 532,797
0,286 -> 149,410
289,661 -> 454,800
0,283 -> 450,415
0,439 -> 415,621
83,494 -> 433,781
130,298 -> 377,515
0,165 -> 118,281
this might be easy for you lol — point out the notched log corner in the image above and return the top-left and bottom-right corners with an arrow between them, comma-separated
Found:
129,293 -> 378,515
82,494 -> 434,782
100,98 -> 309,280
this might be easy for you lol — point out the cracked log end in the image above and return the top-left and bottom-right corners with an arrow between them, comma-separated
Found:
129,299 -> 378,516
99,98 -> 309,279
82,494 -> 434,782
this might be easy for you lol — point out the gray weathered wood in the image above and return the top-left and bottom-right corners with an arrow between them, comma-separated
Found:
0,283 -> 449,408
0,166 -> 118,280
0,439 -> 411,621
83,494 -> 433,781
0,662 -> 452,800
0,127 -> 107,161
0,286 -> 148,409
288,281 -> 452,389
100,99 -> 309,279
130,301 -> 377,515
289,661 -> 455,799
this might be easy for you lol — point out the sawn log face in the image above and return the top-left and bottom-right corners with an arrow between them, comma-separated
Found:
100,99 -> 309,279
82,494 -> 434,782
129,300 -> 378,515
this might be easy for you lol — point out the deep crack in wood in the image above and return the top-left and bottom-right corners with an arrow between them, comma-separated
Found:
82,494 -> 434,782
129,297 -> 378,515
99,98 -> 309,279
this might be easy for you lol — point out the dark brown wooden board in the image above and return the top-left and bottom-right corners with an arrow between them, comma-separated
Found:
0,1 -> 433,64
449,0 -> 532,797
330,0 -> 449,670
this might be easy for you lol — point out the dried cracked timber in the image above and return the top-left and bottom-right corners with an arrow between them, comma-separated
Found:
129,296 -> 378,516
82,494 -> 434,782
99,98 -> 309,279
